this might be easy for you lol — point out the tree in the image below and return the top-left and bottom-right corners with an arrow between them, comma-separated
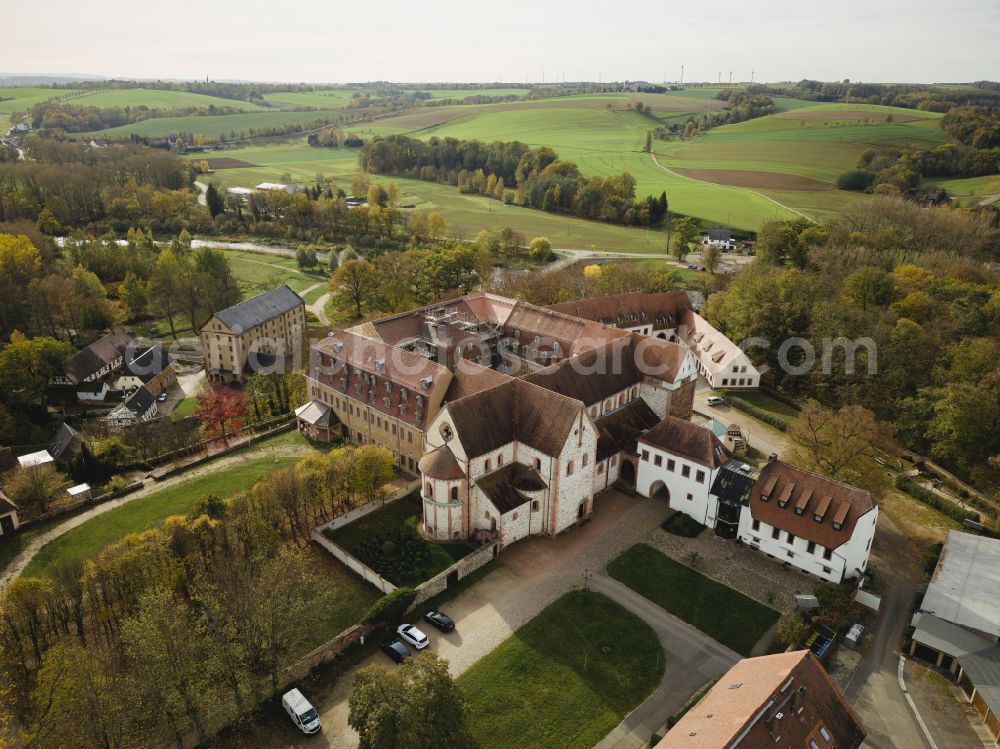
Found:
427,212 -> 447,241
786,402 -> 891,493
528,236 -> 552,262
205,183 -> 225,218
843,267 -> 896,311
120,272 -> 148,320
776,612 -> 810,649
295,247 -> 318,270
195,382 -> 247,446
149,250 -> 183,338
348,653 -> 479,749
702,243 -> 721,274
352,445 -> 395,505
0,332 -> 72,409
4,463 -> 68,515
644,129 -> 653,153
351,174 -> 370,199
331,259 -> 380,319
670,216 -> 699,262
0,234 -> 42,338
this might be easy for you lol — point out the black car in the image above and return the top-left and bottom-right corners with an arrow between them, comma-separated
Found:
423,610 -> 456,633
380,640 -> 410,664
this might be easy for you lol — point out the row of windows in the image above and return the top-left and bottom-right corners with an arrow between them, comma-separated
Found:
751,519 -> 835,561
587,386 -> 641,419
315,387 -> 417,445
640,450 -> 705,483
720,377 -> 751,387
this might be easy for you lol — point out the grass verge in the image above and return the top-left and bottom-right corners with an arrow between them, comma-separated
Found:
458,589 -> 664,749
608,543 -> 779,655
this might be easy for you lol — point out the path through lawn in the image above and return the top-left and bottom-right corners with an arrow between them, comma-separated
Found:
458,589 -> 664,749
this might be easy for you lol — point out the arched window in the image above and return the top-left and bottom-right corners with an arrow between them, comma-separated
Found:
450,486 -> 458,501
497,453 -> 504,466
424,482 -> 432,497
582,453 -> 589,467
618,393 -> 625,406
566,461 -> 574,476
484,458 -> 492,472
533,457 -> 541,471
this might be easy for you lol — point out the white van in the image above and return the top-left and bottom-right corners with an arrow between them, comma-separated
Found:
282,688 -> 322,735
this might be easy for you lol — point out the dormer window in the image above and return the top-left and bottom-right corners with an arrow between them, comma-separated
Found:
832,521 -> 843,531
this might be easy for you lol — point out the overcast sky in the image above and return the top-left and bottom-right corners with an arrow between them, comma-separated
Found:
2,0 -> 998,84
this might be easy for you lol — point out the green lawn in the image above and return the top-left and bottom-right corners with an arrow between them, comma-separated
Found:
608,544 -> 780,656
458,590 -> 664,749
298,545 -> 381,653
327,493 -> 469,586
172,394 -> 198,418
717,389 -> 801,422
23,455 -> 300,579
0,515 -> 68,573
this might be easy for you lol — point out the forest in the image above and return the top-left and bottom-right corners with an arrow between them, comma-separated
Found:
360,135 -> 670,226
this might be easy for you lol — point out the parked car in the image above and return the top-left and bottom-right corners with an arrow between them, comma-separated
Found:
687,263 -> 699,270
423,610 -> 455,633
397,623 -> 429,650
281,688 -> 321,735
380,639 -> 410,664
157,391 -> 168,402
706,396 -> 726,406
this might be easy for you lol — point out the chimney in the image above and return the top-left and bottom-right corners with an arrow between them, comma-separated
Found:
768,453 -> 778,463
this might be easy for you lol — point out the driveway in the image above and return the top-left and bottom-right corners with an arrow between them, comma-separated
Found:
691,386 -> 790,458
844,512 -> 938,749
591,571 -> 739,749
264,490 -> 679,749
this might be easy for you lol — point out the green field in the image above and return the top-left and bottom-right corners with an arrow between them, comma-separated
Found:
458,589 -> 664,749
937,174 -> 1000,198
222,249 -> 326,298
23,454 -> 300,579
153,89 -> 997,235
608,543 -> 780,655
59,88 -> 267,112
85,108 -> 343,140
0,86 -> 80,125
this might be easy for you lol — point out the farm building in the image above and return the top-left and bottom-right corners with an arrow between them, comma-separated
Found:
0,491 -> 19,537
255,182 -> 300,193
657,650 -> 865,748
910,531 -> 1000,743
200,285 -> 306,383
114,345 -> 176,395
52,332 -> 136,401
103,386 -> 158,430
48,423 -> 83,462
703,228 -> 737,250
18,450 -> 54,469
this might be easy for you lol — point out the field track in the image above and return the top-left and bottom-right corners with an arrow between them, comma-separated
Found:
650,152 -> 813,221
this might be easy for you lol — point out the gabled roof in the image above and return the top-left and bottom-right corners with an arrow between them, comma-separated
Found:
122,345 -> 173,382
710,460 -> 759,507
119,386 -> 156,416
48,423 -> 82,461
749,460 -> 876,550
639,416 -> 732,468
294,399 -> 335,427
475,462 -> 546,514
0,489 -> 18,515
213,285 -> 303,331
444,361 -> 512,402
657,650 -> 865,749
445,379 -> 582,459
593,398 -> 660,461
546,291 -> 692,332
707,228 -> 732,241
18,450 -> 54,468
418,444 -> 466,480
64,332 -> 135,383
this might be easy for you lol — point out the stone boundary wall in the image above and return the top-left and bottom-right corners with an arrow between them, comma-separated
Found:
412,540 -> 498,605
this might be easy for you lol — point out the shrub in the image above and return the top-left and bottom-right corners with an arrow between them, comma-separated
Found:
776,612 -> 810,648
894,475 -> 980,523
362,587 -> 417,626
661,513 -> 705,538
725,396 -> 790,431
836,170 -> 877,191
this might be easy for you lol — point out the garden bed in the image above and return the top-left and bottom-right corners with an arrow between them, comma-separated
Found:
324,493 -> 471,587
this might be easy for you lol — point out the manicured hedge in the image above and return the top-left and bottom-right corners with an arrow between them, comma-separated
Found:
726,396 -> 791,431
894,475 -> 979,523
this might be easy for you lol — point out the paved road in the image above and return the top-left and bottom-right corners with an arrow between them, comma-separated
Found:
844,512 -> 935,749
591,571 -> 739,749
691,387 -> 790,459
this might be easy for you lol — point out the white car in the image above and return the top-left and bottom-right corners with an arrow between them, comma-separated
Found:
396,623 -> 429,650
706,396 -> 726,406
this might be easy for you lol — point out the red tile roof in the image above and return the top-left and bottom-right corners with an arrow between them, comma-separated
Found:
639,416 -> 732,468
750,460 -> 877,550
657,650 -> 865,749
